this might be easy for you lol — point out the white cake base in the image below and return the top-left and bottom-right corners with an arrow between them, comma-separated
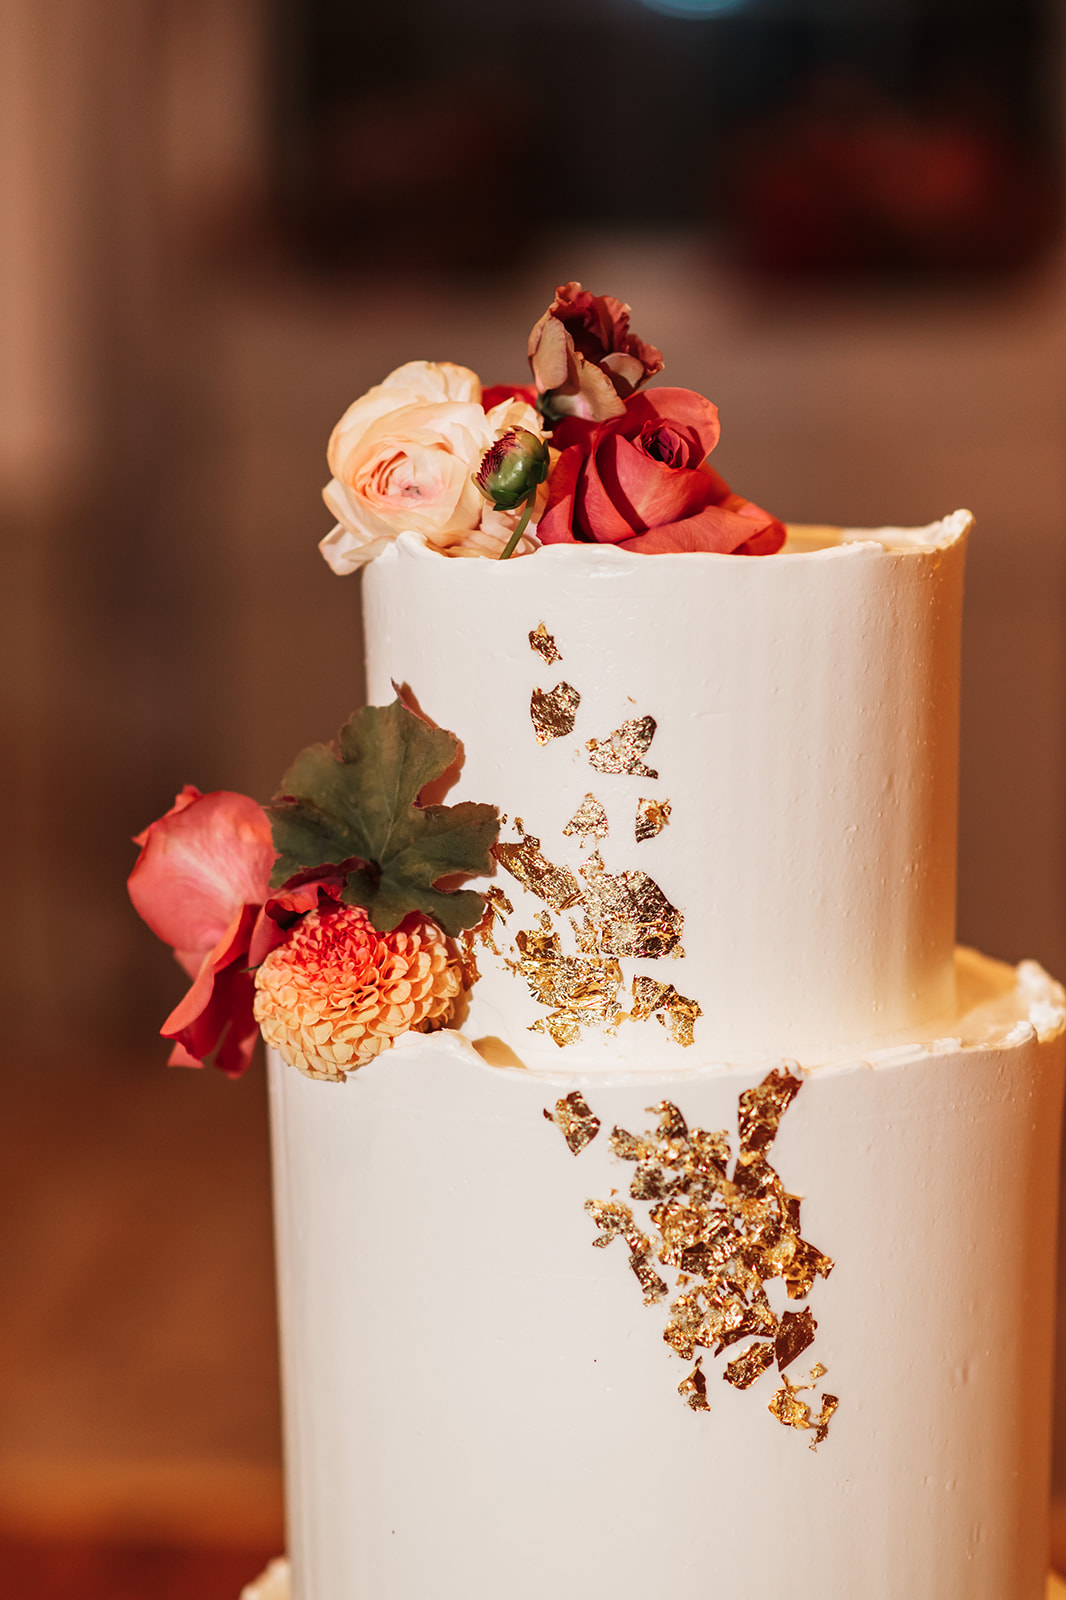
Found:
267,950 -> 1065,1600
241,1579 -> 1066,1600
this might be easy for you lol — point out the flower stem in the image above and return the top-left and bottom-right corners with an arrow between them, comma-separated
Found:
498,491 -> 535,560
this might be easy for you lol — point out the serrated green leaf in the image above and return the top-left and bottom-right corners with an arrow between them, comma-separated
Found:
267,700 -> 499,935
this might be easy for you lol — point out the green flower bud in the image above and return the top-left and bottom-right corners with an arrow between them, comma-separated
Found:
474,427 -> 549,512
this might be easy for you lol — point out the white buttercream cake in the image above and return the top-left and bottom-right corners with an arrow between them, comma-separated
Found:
263,513 -> 1066,1600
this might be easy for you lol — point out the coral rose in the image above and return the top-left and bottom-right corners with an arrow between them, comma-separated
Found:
128,787 -> 276,1076
536,388 -> 786,556
528,281 -> 663,423
254,903 -> 463,1081
320,360 -> 545,570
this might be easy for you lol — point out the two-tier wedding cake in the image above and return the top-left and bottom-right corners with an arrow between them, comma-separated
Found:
129,285 -> 1066,1600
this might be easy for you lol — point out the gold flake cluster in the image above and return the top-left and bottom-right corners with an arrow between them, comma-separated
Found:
543,1071 -> 838,1447
483,622 -> 699,1049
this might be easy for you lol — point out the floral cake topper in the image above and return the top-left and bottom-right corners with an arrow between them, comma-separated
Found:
129,700 -> 497,1082
131,281 -> 786,1083
319,281 -> 785,570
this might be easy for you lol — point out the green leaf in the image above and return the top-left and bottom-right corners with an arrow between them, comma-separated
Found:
267,700 -> 499,936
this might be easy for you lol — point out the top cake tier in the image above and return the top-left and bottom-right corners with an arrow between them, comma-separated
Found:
362,510 -> 970,1072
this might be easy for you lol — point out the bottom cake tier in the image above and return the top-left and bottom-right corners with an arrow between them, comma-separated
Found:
236,1570 -> 1066,1600
266,949 -> 1066,1600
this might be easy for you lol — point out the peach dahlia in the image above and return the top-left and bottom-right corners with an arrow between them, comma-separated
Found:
253,902 -> 463,1081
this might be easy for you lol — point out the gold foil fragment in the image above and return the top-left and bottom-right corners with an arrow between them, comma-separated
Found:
569,914 -> 600,954
782,1239 -> 835,1300
493,835 -> 583,913
530,1012 -> 582,1048
543,1090 -> 601,1155
485,885 -> 514,918
775,1308 -> 817,1370
630,1252 -> 669,1305
629,976 -> 701,1046
529,622 -> 562,664
635,797 -> 672,842
514,927 -> 624,1046
737,1068 -> 804,1163
578,852 -> 683,959
531,682 -> 581,745
724,1340 -> 776,1390
768,1373 -> 838,1450
586,715 -> 658,778
579,1069 -> 837,1435
769,1374 -> 813,1431
585,1197 -> 641,1248
457,927 -> 481,988
678,1359 -> 710,1412
469,885 -> 515,957
563,793 -> 610,841
811,1394 -> 839,1449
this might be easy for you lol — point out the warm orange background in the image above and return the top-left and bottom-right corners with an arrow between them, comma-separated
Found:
2,4 -> 1065,1594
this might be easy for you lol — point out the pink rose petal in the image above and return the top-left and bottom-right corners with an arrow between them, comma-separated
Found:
129,790 -> 275,959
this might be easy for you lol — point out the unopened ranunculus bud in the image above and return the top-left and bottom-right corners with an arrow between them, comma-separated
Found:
474,427 -> 549,512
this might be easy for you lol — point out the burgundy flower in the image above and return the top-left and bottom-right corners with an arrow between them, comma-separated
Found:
536,388 -> 785,556
527,281 -> 664,423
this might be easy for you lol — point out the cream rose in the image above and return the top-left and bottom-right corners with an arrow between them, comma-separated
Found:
319,361 -> 544,571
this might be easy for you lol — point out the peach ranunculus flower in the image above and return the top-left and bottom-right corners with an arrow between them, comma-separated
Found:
319,361 -> 546,571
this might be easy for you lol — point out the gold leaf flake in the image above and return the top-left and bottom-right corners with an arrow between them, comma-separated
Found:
578,852 -> 683,959
530,1012 -> 583,1048
586,715 -> 658,778
543,1090 -> 601,1155
493,835 -> 583,913
514,927 -> 624,1047
529,622 -> 562,664
678,1359 -> 710,1412
469,884 -> 515,957
737,1068 -> 803,1163
782,1238 -> 835,1300
579,1070 -> 837,1435
569,914 -> 600,954
457,928 -> 481,988
768,1373 -> 838,1450
563,793 -> 609,841
723,1341 -> 776,1390
811,1394 -> 839,1449
769,1374 -> 812,1431
485,885 -> 514,918
630,1252 -> 669,1305
531,682 -> 581,744
628,976 -> 702,1047
635,797 -> 671,842
775,1308 -> 817,1370
585,1197 -> 641,1248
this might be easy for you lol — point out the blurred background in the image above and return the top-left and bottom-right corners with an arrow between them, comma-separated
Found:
2,0 -> 1066,1593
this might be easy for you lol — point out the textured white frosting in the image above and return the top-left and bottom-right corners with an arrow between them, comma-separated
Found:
363,513 -> 970,1070
268,956 -> 1065,1600
233,1564 -> 1066,1600
264,511 -> 1065,1600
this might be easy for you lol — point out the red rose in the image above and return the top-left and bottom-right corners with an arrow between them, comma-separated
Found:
527,281 -> 663,423
536,388 -> 785,556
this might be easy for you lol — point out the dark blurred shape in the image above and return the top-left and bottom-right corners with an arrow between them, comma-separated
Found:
724,74 -> 1058,277
270,0 -> 1061,280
